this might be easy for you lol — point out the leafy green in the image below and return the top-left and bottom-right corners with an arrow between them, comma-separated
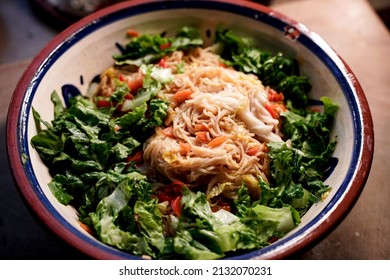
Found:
114,26 -> 203,66
31,26 -> 339,260
31,78 -> 169,214
89,172 -> 166,257
171,187 -> 297,259
214,26 -> 311,108
265,97 -> 338,214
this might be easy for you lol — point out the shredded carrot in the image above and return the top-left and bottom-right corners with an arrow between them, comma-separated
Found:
194,123 -> 209,131
195,131 -> 208,142
127,29 -> 140,37
246,146 -> 259,156
208,135 -> 228,148
179,142 -> 191,156
173,89 -> 192,103
163,126 -> 175,138
79,222 -> 94,236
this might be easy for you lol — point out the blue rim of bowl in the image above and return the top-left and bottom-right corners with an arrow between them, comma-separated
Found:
8,0 -> 373,260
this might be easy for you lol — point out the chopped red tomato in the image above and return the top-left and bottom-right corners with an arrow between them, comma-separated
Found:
97,99 -> 111,108
265,103 -> 277,118
124,93 -> 134,100
171,180 -> 185,193
171,195 -> 182,217
158,56 -> 168,68
160,42 -> 171,50
157,192 -> 175,203
118,73 -> 126,82
268,88 -> 284,102
127,75 -> 144,93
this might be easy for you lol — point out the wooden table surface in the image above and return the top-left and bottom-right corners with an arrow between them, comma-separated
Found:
1,0 -> 389,259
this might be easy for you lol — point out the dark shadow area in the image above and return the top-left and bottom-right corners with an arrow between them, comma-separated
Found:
377,6 -> 390,29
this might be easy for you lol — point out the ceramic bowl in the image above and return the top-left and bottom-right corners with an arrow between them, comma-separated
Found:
7,0 -> 374,259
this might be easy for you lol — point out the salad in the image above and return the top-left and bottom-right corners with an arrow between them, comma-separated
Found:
31,26 -> 338,259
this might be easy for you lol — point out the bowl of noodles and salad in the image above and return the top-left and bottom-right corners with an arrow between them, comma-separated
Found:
7,0 -> 374,260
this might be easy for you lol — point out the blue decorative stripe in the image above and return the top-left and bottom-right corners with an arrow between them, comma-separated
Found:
18,0 -> 363,259
61,84 -> 82,108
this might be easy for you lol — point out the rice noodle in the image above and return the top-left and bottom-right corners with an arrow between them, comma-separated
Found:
143,48 -> 284,193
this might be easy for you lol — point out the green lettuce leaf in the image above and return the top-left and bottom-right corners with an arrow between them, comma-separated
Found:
114,26 -> 203,66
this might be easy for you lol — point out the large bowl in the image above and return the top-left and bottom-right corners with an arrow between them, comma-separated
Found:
6,0 -> 374,259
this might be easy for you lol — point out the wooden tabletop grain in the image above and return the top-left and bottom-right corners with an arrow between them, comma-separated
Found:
1,0 -> 389,259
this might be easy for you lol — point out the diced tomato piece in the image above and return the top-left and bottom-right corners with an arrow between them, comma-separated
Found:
158,57 -> 168,68
97,99 -> 111,108
268,88 -> 284,102
127,75 -> 144,93
157,192 -> 174,203
160,42 -> 171,50
265,103 -> 277,119
171,195 -> 182,217
119,73 -> 126,82
124,93 -> 134,100
171,180 -> 185,193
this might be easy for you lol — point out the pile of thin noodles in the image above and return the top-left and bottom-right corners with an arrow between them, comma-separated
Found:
142,47 -> 284,198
